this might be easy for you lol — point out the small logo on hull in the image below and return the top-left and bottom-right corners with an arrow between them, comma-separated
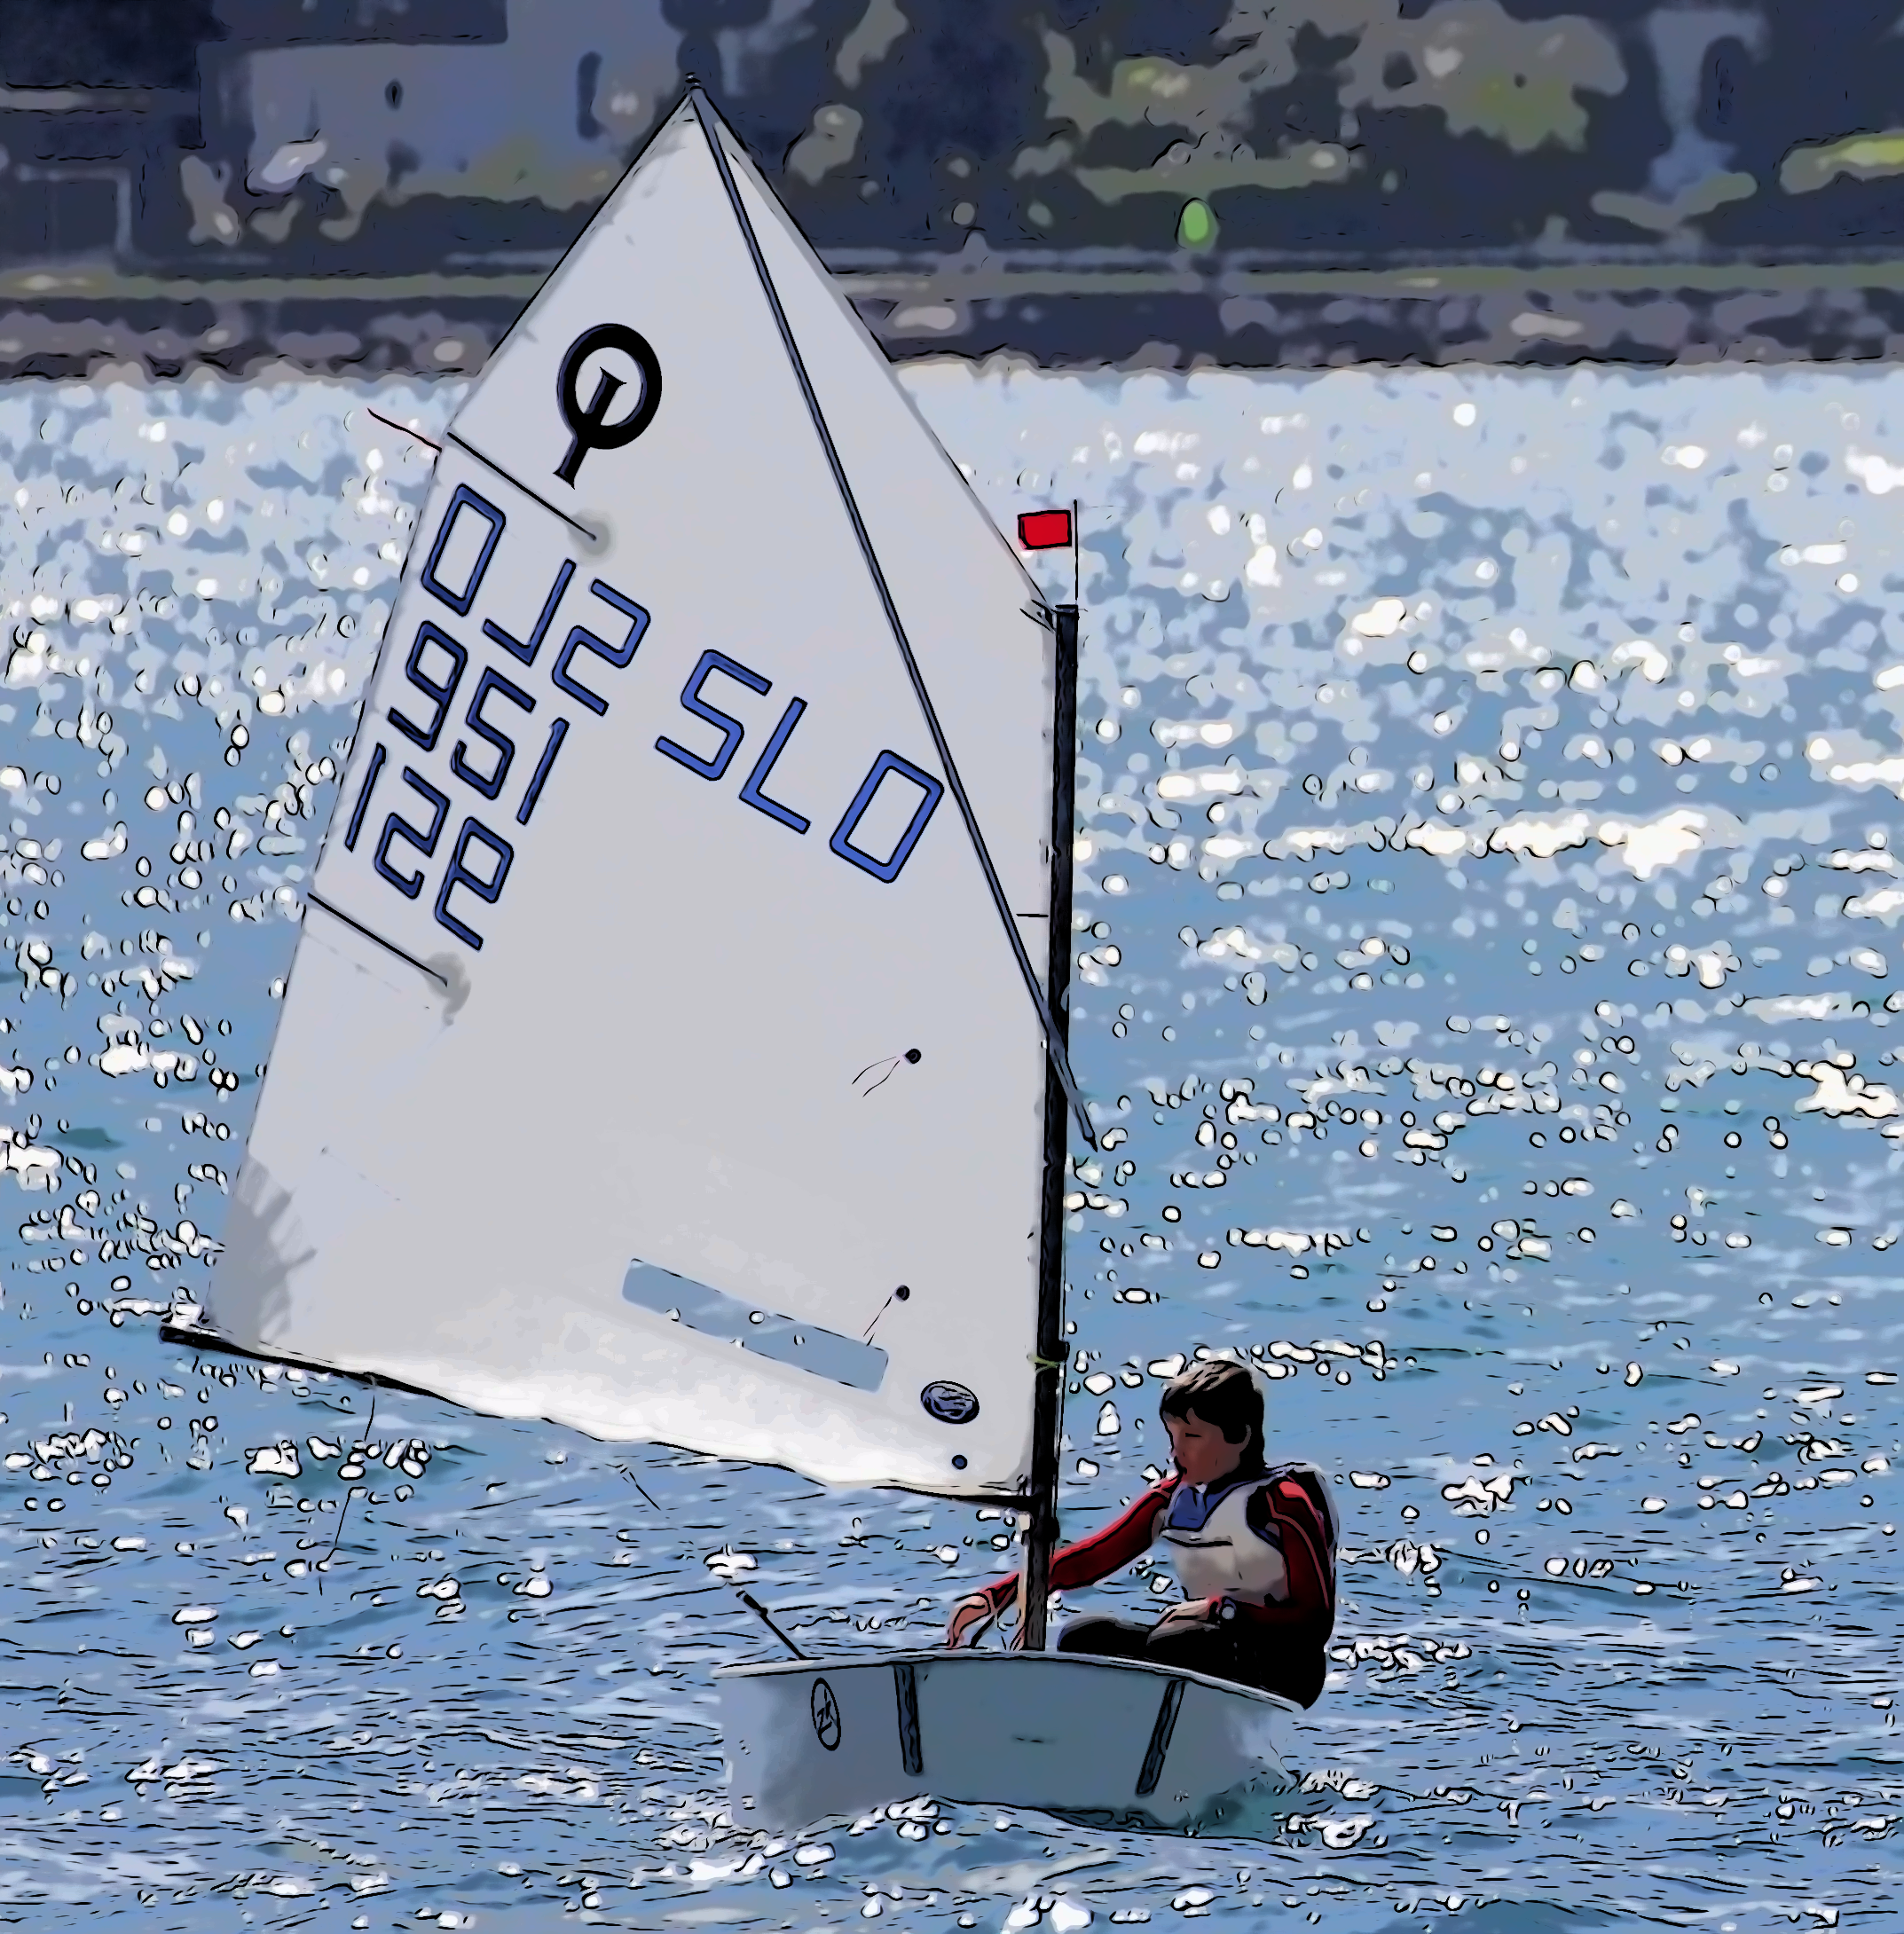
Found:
920,1380 -> 980,1424
810,1677 -> 841,1750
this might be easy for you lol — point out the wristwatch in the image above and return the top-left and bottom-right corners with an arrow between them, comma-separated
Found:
1215,1597 -> 1237,1624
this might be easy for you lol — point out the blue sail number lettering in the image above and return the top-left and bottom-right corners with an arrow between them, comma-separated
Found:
434,817 -> 514,949
388,623 -> 468,753
653,652 -> 938,883
451,667 -> 536,800
347,475 -> 948,962
374,768 -> 451,899
350,487 -> 650,948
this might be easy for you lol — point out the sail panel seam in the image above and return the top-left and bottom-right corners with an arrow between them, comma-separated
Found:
306,889 -> 450,987
444,429 -> 597,540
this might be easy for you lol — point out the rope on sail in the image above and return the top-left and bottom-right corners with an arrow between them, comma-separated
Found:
688,86 -> 1098,1153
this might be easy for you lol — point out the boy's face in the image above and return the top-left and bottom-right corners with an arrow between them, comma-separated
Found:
1165,1406 -> 1246,1486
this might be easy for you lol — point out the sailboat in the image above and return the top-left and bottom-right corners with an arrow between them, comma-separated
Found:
169,85 -> 1300,1835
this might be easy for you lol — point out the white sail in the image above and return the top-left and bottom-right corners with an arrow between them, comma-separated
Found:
194,96 -> 1064,1498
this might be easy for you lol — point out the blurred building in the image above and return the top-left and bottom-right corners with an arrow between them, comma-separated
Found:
4,0 -> 1904,371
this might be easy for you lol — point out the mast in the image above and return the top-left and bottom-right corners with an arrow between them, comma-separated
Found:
1021,601 -> 1080,1650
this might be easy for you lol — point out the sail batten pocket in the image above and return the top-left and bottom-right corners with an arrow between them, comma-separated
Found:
622,1259 -> 889,1392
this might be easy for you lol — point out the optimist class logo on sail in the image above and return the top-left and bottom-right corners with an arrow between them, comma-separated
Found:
338,460 -> 948,955
554,323 -> 662,484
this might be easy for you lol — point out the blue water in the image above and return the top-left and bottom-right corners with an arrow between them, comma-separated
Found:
0,365 -> 1899,1930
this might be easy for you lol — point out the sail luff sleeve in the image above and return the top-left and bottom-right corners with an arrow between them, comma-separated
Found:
1020,601 -> 1079,1648
688,85 -> 1097,1153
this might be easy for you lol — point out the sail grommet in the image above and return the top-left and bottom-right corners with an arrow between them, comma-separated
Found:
920,1380 -> 980,1424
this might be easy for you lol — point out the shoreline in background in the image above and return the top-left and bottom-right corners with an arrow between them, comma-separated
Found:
5,255 -> 1904,379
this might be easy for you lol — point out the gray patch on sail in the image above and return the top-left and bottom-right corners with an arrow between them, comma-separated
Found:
300,1148 -> 399,1245
423,950 -> 474,1021
206,1152 -> 393,1346
621,1259 -> 888,1392
202,1158 -> 311,1344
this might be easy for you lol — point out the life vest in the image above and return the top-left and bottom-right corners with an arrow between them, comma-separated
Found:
1262,1462 -> 1339,1631
1160,1462 -> 1337,1619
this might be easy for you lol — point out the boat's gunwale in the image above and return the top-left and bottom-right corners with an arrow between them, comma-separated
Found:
714,1646 -> 1304,1713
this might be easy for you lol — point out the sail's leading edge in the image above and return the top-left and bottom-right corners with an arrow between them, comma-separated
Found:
190,96 -> 1064,1498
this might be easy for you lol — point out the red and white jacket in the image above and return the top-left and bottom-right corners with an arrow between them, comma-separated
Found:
976,1460 -> 1338,1639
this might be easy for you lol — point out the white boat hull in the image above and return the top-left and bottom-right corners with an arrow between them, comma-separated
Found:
718,1649 -> 1301,1835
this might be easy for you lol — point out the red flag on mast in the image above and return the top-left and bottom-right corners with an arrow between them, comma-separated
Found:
1017,508 -> 1073,550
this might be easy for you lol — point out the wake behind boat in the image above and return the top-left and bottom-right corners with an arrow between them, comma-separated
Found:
169,83 -> 1302,1835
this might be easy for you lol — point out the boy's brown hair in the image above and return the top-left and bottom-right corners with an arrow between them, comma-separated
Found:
1160,1357 -> 1265,1467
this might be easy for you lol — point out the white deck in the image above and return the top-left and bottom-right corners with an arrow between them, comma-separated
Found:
718,1648 -> 1301,1835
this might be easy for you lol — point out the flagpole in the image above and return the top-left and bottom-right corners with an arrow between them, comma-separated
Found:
1020,598 -> 1078,1652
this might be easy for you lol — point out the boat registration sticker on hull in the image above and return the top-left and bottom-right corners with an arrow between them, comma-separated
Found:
810,1678 -> 841,1751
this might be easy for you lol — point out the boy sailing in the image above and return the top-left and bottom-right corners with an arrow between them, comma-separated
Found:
944,1359 -> 1338,1707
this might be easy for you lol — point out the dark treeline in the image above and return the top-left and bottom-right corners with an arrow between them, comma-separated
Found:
3,0 -> 1904,274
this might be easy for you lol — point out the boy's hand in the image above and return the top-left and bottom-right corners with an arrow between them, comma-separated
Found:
1150,1596 -> 1219,1636
944,1592 -> 996,1648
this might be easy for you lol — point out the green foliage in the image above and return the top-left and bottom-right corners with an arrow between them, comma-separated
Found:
1177,199 -> 1217,251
